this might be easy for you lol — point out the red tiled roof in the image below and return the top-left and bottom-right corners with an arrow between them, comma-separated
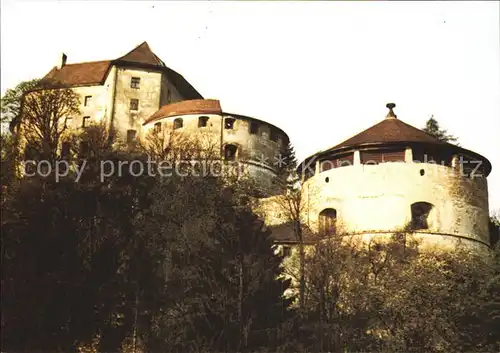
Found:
299,107 -> 492,176
41,41 -> 203,99
144,99 -> 222,125
116,41 -> 165,67
330,117 -> 444,151
43,60 -> 111,86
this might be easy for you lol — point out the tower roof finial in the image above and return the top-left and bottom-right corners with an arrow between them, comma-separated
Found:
386,103 -> 397,119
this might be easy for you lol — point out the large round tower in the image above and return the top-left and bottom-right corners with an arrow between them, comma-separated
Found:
142,99 -> 288,196
298,103 -> 492,250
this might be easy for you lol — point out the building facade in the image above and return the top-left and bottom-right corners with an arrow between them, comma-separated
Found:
42,42 -> 202,142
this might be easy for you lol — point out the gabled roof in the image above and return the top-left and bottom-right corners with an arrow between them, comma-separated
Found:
43,60 -> 112,86
41,41 -> 203,98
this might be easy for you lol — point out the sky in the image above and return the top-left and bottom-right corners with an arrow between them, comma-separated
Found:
1,1 -> 499,213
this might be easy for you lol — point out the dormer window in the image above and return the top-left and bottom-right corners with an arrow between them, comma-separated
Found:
225,118 -> 236,130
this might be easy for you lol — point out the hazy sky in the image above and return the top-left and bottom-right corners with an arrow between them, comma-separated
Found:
1,1 -> 499,213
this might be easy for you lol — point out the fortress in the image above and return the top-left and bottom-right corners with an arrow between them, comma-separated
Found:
27,42 -> 493,250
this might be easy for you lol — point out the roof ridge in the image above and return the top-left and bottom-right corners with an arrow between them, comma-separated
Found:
52,59 -> 112,68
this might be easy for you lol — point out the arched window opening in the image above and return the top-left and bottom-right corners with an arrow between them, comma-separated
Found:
225,117 -> 236,130
224,144 -> 238,161
411,202 -> 433,230
319,208 -> 337,236
173,118 -> 183,130
198,116 -> 209,127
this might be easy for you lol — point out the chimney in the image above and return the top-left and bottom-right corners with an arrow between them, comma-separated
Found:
57,53 -> 67,70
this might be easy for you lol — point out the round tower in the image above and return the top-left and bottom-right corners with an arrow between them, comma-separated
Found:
298,103 -> 492,250
142,99 -> 288,196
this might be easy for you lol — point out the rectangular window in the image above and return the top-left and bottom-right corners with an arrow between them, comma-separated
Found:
82,116 -> 90,128
84,96 -> 92,107
127,130 -> 136,143
61,142 -> 71,159
270,128 -> 279,142
79,141 -> 89,157
64,117 -> 73,128
321,153 -> 354,171
131,77 -> 140,89
130,99 -> 139,111
360,149 -> 405,165
249,121 -> 259,135
154,122 -> 162,133
198,116 -> 209,127
174,118 -> 183,130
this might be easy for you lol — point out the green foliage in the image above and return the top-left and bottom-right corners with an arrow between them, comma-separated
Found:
423,116 -> 459,144
490,214 -> 500,247
275,140 -> 299,191
1,127 -> 292,352
293,235 -> 500,352
1,78 -> 40,129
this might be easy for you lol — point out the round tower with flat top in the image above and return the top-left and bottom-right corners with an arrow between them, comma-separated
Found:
298,103 -> 492,250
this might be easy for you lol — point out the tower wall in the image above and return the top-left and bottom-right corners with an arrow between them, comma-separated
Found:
142,111 -> 287,196
302,161 -> 490,249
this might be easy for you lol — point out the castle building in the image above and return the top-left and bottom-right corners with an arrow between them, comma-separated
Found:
34,42 -> 288,196
42,42 -> 202,142
23,42 -> 493,249
292,103 -> 491,251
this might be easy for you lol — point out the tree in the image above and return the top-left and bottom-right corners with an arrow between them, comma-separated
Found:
18,79 -> 80,165
423,115 -> 459,144
0,125 -> 158,352
294,231 -> 500,353
1,79 -> 40,129
269,140 -> 310,309
490,211 -> 500,247
136,172 -> 293,352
